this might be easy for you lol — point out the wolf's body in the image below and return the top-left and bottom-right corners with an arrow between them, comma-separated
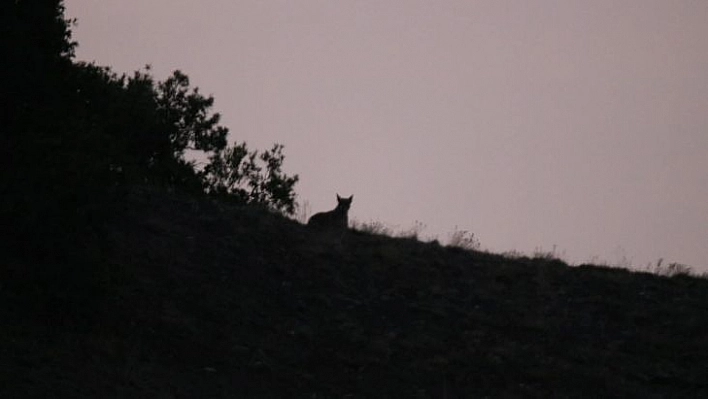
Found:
307,194 -> 353,230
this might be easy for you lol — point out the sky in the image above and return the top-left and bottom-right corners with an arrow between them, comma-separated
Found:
65,1 -> 708,272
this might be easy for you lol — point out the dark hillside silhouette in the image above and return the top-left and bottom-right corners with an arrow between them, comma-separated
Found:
2,186 -> 708,397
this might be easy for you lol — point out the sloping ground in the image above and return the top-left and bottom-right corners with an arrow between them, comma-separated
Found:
3,187 -> 708,398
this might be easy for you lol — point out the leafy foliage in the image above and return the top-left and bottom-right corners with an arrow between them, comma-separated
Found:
3,0 -> 298,309
156,70 -> 229,157
3,1 -> 86,250
204,142 -> 299,214
3,1 -> 298,220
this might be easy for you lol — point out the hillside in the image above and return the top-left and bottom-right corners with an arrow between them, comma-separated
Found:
3,186 -> 708,398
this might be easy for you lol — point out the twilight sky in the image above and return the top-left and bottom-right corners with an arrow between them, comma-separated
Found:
66,1 -> 708,271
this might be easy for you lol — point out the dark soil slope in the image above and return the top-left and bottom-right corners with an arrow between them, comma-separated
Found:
3,187 -> 708,398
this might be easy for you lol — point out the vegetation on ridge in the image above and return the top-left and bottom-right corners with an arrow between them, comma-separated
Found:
2,1 -> 298,260
3,186 -> 708,397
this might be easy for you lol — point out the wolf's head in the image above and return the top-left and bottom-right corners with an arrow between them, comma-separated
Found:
336,194 -> 353,212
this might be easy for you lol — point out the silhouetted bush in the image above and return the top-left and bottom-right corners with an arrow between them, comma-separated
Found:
203,142 -> 299,214
2,1 -> 299,231
446,227 -> 481,251
2,0 -> 298,309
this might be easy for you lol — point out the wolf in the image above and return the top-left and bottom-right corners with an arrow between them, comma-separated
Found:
307,194 -> 353,230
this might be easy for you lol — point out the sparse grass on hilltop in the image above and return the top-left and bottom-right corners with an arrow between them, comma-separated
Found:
3,186 -> 708,398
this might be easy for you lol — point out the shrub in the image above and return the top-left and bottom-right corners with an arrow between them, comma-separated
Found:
446,227 -> 481,251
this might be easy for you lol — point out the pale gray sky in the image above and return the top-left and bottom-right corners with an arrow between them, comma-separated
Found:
66,1 -> 708,271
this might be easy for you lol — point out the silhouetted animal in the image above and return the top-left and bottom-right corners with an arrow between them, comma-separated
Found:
307,194 -> 353,230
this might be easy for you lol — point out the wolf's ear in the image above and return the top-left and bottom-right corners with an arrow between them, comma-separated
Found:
337,194 -> 342,200
348,195 -> 353,201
